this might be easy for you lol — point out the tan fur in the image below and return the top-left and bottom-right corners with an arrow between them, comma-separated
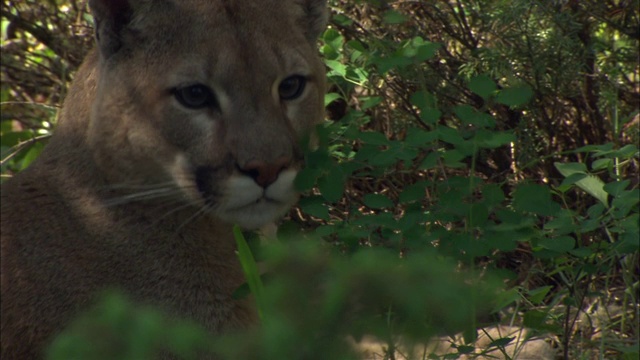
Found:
1,0 -> 327,358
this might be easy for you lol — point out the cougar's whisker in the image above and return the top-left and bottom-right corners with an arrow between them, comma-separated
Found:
103,181 -> 177,191
148,202 -> 199,231
103,188 -> 180,207
176,204 -> 213,232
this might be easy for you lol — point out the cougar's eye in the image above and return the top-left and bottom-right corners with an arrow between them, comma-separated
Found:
173,84 -> 217,109
278,75 -> 306,100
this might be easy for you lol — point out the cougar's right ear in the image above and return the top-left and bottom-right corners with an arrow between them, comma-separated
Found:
296,0 -> 329,43
88,0 -> 133,58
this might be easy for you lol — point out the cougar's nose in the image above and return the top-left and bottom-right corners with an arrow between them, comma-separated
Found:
239,156 -> 291,188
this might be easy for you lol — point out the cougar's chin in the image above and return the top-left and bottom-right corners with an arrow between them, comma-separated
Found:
217,169 -> 299,230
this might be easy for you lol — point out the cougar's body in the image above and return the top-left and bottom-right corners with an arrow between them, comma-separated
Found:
1,0 -> 328,357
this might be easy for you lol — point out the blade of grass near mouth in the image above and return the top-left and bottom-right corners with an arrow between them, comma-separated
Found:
233,225 -> 265,321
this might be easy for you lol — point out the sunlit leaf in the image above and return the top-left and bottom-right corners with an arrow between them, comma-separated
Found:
555,162 -> 608,207
324,93 -> 342,107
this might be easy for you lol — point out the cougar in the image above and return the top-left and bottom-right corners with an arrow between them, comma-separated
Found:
1,0 -> 327,358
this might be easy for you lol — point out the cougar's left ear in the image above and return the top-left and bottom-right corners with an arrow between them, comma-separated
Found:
89,0 -> 175,60
296,0 -> 329,42
88,0 -> 134,58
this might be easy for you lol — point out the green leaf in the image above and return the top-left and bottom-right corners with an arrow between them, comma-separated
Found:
395,145 -> 419,162
454,105 -> 477,125
543,210 -> 577,235
485,230 -> 519,252
468,74 -> 497,99
604,180 -> 630,197
587,203 -> 606,218
298,196 -> 330,220
233,226 -> 265,320
528,286 -> 552,305
456,345 -> 475,354
482,184 -> 505,208
538,236 -> 575,252
468,203 -> 489,228
360,96 -> 382,110
315,225 -> 337,237
492,287 -> 520,312
325,59 -> 347,77
322,28 -> 344,50
318,168 -> 345,203
410,90 -> 437,110
404,129 -> 438,147
569,247 -> 593,258
19,142 -> 44,170
558,173 -> 588,191
363,194 -> 394,209
611,189 -> 639,218
373,54 -> 412,74
555,162 -> 609,207
512,183 -> 561,216
442,149 -> 467,168
408,37 -> 440,62
294,167 -> 320,191
616,231 -> 640,254
357,131 -> 390,145
0,130 -> 37,148
320,30 -> 342,58
437,126 -> 464,145
383,10 -> 408,24
573,143 -> 614,153
346,39 -> 365,52
349,65 -> 369,83
332,13 -> 353,26
324,93 -> 342,107
555,162 -> 588,173
454,105 -> 496,128
522,310 -> 547,329
419,152 -> 440,170
606,144 -> 639,159
421,108 -> 442,124
495,85 -> 533,107
369,149 -> 399,167
488,337 -> 515,348
399,183 -> 426,203
306,148 -> 331,168
354,144 -> 379,162
473,130 -> 515,148
410,91 -> 441,124
591,158 -> 612,171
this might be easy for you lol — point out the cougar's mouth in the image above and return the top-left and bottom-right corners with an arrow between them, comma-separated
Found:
217,170 -> 299,229
231,195 -> 283,210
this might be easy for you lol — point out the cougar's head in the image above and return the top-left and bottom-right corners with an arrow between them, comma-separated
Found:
85,0 -> 327,229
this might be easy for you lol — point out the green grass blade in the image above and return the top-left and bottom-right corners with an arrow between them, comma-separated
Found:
233,225 -> 265,321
